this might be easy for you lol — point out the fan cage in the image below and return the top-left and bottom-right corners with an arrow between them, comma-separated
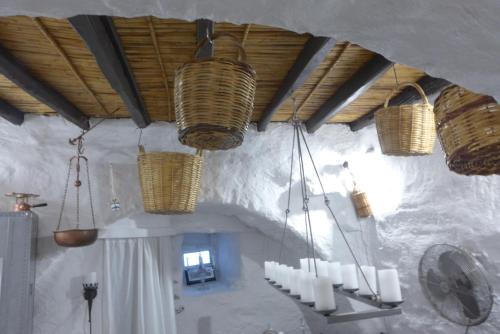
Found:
418,243 -> 493,327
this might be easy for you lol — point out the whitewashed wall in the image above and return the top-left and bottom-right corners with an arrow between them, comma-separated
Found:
0,115 -> 499,333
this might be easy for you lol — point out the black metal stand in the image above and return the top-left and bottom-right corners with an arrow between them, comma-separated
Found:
83,283 -> 98,334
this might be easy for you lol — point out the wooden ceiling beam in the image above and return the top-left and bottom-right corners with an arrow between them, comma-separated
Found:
348,75 -> 451,132
257,36 -> 336,131
304,54 -> 393,133
0,99 -> 24,125
69,15 -> 151,128
196,19 -> 214,59
0,44 -> 90,129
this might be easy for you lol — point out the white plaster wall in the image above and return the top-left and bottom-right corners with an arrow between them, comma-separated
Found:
1,1 -> 500,102
0,115 -> 499,333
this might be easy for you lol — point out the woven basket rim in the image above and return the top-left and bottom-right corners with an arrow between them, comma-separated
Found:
176,57 -> 257,77
138,150 -> 202,158
376,103 -> 433,114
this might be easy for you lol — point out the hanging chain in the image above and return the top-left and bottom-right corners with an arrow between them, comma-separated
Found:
57,134 -> 97,231
137,128 -> 143,147
86,158 -> 96,228
297,126 -> 377,297
296,124 -> 318,277
278,122 -> 296,263
56,158 -> 73,231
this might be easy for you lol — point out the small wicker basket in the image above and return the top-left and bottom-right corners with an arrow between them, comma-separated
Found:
137,146 -> 203,214
375,82 -> 436,156
351,188 -> 372,218
434,85 -> 500,175
175,32 -> 257,151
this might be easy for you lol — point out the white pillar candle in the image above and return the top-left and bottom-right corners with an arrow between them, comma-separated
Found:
289,269 -> 302,295
378,269 -> 402,302
282,266 -> 293,290
83,272 -> 97,285
313,276 -> 336,311
327,262 -> 343,286
358,266 -> 377,296
268,262 -> 277,281
299,271 -> 315,303
300,258 -> 312,272
316,260 -> 329,278
341,264 -> 359,290
277,265 -> 287,286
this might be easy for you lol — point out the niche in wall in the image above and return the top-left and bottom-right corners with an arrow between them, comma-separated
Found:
181,233 -> 241,296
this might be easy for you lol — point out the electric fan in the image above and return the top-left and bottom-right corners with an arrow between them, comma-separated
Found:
418,244 -> 493,328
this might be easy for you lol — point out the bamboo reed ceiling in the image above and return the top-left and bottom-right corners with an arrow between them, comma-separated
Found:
0,16 -> 427,126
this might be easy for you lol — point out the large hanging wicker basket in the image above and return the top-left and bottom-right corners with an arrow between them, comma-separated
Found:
434,85 -> 500,175
375,83 -> 436,156
174,32 -> 257,151
351,188 -> 372,218
137,146 -> 203,214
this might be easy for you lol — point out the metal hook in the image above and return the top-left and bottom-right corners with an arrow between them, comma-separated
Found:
205,27 -> 213,44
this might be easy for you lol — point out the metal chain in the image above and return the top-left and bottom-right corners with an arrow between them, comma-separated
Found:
278,123 -> 296,263
297,125 -> 377,297
56,158 -> 73,231
296,124 -> 318,277
76,179 -> 80,229
137,128 -> 143,147
86,158 -> 97,228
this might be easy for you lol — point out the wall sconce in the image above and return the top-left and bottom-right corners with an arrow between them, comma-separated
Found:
83,272 -> 98,334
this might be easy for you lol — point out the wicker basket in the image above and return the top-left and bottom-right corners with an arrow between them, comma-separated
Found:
375,83 -> 436,156
434,85 -> 500,175
137,146 -> 203,214
174,32 -> 257,151
351,189 -> 372,218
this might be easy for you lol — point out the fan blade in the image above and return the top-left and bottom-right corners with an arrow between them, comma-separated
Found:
438,250 -> 482,320
426,269 -> 447,301
456,289 -> 481,320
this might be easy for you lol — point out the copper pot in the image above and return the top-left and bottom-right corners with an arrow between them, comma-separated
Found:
5,193 -> 47,212
53,229 -> 98,247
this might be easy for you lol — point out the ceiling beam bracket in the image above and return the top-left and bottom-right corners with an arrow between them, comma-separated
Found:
257,36 -> 336,131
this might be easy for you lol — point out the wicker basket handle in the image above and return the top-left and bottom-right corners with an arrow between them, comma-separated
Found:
384,82 -> 429,108
138,145 -> 146,153
194,32 -> 247,63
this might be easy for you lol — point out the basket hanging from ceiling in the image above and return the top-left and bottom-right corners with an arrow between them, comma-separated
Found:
137,145 -> 203,214
343,161 -> 372,218
434,85 -> 500,175
375,82 -> 436,156
174,32 -> 257,151
351,188 -> 372,218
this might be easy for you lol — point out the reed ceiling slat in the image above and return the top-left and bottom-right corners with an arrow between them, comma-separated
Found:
0,16 -> 427,127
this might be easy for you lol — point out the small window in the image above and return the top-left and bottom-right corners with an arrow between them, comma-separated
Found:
183,250 -> 211,267
183,250 -> 216,285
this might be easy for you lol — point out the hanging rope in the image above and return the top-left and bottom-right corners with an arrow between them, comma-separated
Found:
297,125 -> 377,297
392,65 -> 400,86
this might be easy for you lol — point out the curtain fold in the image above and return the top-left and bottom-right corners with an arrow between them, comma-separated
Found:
103,237 -> 176,334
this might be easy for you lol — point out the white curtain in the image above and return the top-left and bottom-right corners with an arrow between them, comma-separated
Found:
102,237 -> 177,334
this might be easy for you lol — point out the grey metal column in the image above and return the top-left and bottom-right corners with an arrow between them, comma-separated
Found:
0,212 -> 37,334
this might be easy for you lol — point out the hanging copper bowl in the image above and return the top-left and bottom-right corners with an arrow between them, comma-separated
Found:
53,228 -> 98,247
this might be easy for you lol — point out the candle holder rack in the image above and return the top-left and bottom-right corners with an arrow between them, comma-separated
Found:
268,280 -> 402,324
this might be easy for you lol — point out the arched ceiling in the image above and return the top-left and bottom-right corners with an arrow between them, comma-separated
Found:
2,0 -> 499,103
